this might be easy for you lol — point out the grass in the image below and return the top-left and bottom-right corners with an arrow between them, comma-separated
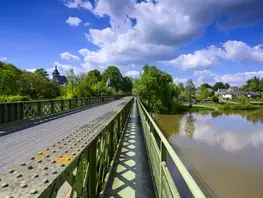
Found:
200,103 -> 259,110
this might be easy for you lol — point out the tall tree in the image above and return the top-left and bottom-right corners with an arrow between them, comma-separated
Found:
213,82 -> 225,91
184,79 -> 196,106
67,69 -> 79,98
122,76 -> 133,94
200,83 -> 212,89
135,65 -> 173,112
0,63 -> 22,95
102,66 -> 123,91
224,83 -> 230,89
35,68 -> 49,80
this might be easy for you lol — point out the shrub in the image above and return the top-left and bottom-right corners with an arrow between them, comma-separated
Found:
211,95 -> 219,103
0,95 -> 31,102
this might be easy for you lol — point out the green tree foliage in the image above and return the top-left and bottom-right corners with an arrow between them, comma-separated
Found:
122,76 -> 133,94
200,83 -> 212,89
102,66 -> 123,91
35,68 -> 49,79
0,61 -> 131,102
134,65 -> 178,113
0,62 -> 22,95
224,83 -> 230,89
17,72 -> 59,99
185,114 -> 196,138
211,95 -> 219,103
212,82 -> 225,91
66,69 -> 79,98
184,79 -> 196,106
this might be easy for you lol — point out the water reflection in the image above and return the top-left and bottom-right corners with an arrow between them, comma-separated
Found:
180,111 -> 263,152
184,113 -> 195,138
156,109 -> 263,153
155,109 -> 263,198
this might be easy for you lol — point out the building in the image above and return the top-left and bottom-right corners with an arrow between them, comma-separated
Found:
105,78 -> 112,88
216,87 -> 260,99
52,65 -> 67,85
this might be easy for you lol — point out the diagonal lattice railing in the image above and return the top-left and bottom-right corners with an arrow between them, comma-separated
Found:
0,97 -> 134,198
137,98 -> 206,198
0,95 -> 126,125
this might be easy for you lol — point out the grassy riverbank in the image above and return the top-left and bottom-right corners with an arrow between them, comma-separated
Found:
197,103 -> 259,110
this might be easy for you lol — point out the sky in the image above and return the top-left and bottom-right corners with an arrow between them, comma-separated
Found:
1,0 -> 263,86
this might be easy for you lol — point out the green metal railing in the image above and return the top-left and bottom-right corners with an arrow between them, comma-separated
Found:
0,97 -> 134,198
137,98 -> 206,198
0,96 -> 124,124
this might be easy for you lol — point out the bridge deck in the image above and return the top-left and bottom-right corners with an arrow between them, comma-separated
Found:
104,99 -> 155,198
0,98 -> 128,174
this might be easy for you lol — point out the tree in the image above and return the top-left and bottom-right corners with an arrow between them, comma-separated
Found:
0,63 -> 22,95
213,82 -> 225,91
211,95 -> 219,103
200,83 -> 212,89
102,66 -> 123,91
17,72 -> 59,99
35,68 -> 49,80
246,76 -> 260,92
184,79 -> 196,106
135,65 -> 174,112
122,76 -> 133,94
66,69 -> 79,98
185,113 -> 196,138
224,83 -> 230,89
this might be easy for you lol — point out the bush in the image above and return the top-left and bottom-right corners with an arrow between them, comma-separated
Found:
0,95 -> 31,102
211,95 -> 219,103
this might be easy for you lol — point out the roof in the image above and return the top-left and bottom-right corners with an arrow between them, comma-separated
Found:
54,75 -> 67,84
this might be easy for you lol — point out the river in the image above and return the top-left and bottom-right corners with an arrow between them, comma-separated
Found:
155,109 -> 263,198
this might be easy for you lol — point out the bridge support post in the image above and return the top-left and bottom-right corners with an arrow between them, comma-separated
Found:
88,141 -> 97,198
37,102 -> 42,117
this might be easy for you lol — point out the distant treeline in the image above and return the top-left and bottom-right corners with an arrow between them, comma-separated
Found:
0,61 -> 132,102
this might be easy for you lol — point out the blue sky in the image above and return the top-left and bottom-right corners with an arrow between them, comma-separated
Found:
1,0 -> 263,86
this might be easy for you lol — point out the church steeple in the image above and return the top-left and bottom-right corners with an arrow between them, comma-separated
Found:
52,65 -> 60,78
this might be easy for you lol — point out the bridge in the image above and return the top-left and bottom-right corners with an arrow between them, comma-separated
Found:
0,96 -> 206,198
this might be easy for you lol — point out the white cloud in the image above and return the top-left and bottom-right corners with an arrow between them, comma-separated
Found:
63,0 -> 92,10
176,114 -> 263,153
84,22 -> 90,27
169,41 -> 263,69
26,68 -> 36,72
62,0 -> 263,70
215,71 -> 263,85
173,78 -> 188,84
0,57 -> 7,62
124,70 -> 140,78
51,62 -> 84,76
60,52 -> 80,61
194,69 -> 263,86
26,63 -> 84,78
66,16 -> 82,26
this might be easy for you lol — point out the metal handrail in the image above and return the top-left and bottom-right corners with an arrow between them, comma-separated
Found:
137,98 -> 206,197
0,95 -> 127,124
0,97 -> 134,198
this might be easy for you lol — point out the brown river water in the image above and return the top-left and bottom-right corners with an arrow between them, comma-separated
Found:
155,109 -> 263,198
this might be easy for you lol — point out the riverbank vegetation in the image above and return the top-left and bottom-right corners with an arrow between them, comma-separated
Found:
0,61 -> 132,102
135,65 -> 263,113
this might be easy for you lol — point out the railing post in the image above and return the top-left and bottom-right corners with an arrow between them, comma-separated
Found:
37,102 -> 42,117
88,141 -> 97,197
69,99 -> 72,109
4,104 -> 9,123
0,104 -> 3,124
61,100 -> 64,112
18,103 -> 24,120
10,103 -> 15,122
51,101 -> 54,114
